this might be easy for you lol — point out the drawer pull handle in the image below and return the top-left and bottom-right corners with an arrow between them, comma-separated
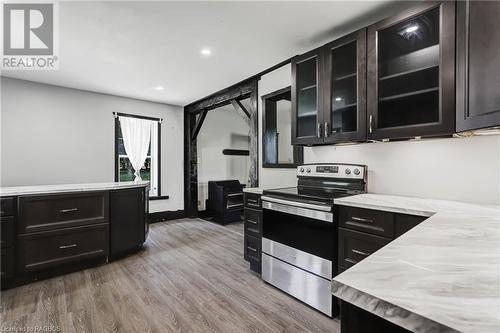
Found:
60,208 -> 78,213
59,244 -> 77,249
247,219 -> 258,225
247,246 -> 258,252
351,216 -> 373,224
351,249 -> 370,257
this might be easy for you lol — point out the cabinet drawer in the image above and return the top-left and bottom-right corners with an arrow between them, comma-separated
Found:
18,223 -> 108,273
18,192 -> 108,233
244,193 -> 262,209
244,208 -> 262,238
0,198 -> 15,217
1,216 -> 15,248
244,234 -> 261,263
1,247 -> 15,278
339,228 -> 391,268
339,206 -> 394,238
395,214 -> 426,237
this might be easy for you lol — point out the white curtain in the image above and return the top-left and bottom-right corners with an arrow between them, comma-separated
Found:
119,116 -> 154,181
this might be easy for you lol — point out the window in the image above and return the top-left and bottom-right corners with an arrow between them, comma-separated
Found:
115,113 -> 161,198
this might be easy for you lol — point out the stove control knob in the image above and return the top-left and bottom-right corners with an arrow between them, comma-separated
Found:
345,168 -> 351,175
300,167 -> 305,173
354,168 -> 360,176
306,168 -> 311,173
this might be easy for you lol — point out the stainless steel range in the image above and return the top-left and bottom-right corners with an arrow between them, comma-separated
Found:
261,163 -> 367,316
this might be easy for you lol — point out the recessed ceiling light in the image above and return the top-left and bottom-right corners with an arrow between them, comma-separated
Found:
154,86 -> 164,91
335,97 -> 342,101
405,25 -> 419,33
201,48 -> 212,56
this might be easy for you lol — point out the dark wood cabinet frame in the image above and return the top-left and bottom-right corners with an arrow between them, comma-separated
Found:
262,86 -> 303,168
456,0 -> 500,132
291,48 -> 324,146
114,112 -> 162,198
323,29 -> 367,144
184,78 -> 259,218
366,1 -> 456,140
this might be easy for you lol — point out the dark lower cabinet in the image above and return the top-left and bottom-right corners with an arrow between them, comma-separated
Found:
1,186 -> 148,289
110,188 -> 147,259
337,207 -> 426,329
337,206 -> 426,273
340,300 -> 411,333
243,192 -> 262,274
17,223 -> 108,273
456,0 -> 500,132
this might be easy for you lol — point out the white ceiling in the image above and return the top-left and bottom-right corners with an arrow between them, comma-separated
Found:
2,1 -> 412,106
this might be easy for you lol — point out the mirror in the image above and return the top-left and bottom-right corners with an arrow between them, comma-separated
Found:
262,87 -> 303,168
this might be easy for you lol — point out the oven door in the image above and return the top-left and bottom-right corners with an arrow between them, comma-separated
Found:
261,196 -> 335,263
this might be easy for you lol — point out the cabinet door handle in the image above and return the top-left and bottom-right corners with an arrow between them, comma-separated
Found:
324,122 -> 329,137
352,249 -> 370,257
247,246 -> 258,252
317,123 -> 322,139
60,208 -> 78,213
351,216 -> 374,224
247,219 -> 258,225
59,244 -> 77,249
369,115 -> 373,133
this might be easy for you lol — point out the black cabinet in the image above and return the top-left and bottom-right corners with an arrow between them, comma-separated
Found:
337,206 -> 426,274
456,0 -> 500,132
110,187 -> 147,259
323,29 -> 367,144
292,30 -> 366,146
367,1 -> 455,140
243,192 -> 262,274
292,48 -> 323,145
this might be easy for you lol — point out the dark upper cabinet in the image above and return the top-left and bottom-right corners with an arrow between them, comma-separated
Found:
456,1 -> 500,132
292,30 -> 366,146
291,48 -> 324,145
323,29 -> 367,144
366,1 -> 455,140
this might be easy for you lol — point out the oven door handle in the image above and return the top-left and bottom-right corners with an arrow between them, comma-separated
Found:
261,196 -> 332,212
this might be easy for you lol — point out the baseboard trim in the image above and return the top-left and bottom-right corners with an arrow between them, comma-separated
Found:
149,210 -> 185,223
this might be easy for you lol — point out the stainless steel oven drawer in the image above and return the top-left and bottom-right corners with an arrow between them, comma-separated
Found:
262,253 -> 332,316
262,238 -> 331,279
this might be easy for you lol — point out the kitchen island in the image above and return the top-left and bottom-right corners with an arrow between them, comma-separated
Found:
0,181 -> 149,289
332,194 -> 500,333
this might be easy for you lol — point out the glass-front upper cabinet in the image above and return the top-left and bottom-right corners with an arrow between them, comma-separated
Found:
367,1 -> 455,140
323,29 -> 366,144
291,48 -> 323,145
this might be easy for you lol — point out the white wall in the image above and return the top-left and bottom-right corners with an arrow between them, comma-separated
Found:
0,77 -> 184,212
258,64 -> 297,188
197,106 -> 250,210
258,66 -> 500,205
305,136 -> 500,205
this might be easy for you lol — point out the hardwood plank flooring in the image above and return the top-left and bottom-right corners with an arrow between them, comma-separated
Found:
1,219 -> 339,332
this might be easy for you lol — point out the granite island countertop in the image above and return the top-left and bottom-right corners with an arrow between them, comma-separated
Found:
0,181 -> 150,196
332,193 -> 500,333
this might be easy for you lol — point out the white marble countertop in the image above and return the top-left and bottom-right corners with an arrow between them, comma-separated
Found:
0,181 -> 149,196
332,193 -> 500,333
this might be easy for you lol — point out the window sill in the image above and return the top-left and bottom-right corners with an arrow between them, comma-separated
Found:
150,195 -> 169,201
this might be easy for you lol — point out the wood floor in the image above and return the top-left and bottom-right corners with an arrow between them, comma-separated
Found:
1,219 -> 339,333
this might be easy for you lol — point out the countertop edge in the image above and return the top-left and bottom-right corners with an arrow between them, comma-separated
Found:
0,182 -> 150,197
331,281 -> 459,333
333,200 -> 435,217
